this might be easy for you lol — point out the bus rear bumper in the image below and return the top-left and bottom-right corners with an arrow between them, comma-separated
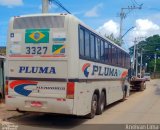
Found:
6,96 -> 74,115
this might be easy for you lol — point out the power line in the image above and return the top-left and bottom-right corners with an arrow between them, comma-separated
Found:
49,0 -> 71,14
133,0 -> 142,7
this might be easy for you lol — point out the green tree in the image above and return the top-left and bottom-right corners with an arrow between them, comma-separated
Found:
129,35 -> 160,73
105,33 -> 121,46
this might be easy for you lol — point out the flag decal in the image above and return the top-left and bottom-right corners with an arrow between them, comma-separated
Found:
25,29 -> 49,43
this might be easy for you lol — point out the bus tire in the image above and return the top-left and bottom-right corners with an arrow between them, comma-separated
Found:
144,83 -> 146,89
140,82 -> 146,91
97,91 -> 106,115
86,94 -> 98,119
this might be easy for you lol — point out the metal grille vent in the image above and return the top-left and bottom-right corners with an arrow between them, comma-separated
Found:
13,16 -> 65,29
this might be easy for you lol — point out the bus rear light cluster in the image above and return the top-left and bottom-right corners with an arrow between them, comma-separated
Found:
5,80 -> 9,95
66,82 -> 75,99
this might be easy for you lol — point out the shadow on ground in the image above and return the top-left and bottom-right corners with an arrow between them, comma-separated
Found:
7,113 -> 88,129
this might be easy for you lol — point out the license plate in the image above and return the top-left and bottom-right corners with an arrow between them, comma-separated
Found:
31,101 -> 43,107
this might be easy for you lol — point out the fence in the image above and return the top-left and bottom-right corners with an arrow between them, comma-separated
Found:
151,72 -> 160,79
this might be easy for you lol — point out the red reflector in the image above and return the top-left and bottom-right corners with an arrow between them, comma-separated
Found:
67,82 -> 75,99
5,80 -> 9,95
7,95 -> 14,98
56,98 -> 66,101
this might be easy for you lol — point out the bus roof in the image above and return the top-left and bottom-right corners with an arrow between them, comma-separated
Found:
12,13 -> 129,54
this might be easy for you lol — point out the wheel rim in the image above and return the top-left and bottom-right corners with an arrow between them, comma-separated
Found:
93,100 -> 97,112
91,96 -> 97,115
101,102 -> 104,111
100,94 -> 105,111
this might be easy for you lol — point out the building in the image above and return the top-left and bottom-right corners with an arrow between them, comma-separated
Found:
0,46 -> 6,56
0,56 -> 5,102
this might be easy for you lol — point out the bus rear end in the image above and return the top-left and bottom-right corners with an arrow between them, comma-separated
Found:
6,14 -> 75,114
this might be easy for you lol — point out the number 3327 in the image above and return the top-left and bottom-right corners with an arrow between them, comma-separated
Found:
26,47 -> 47,54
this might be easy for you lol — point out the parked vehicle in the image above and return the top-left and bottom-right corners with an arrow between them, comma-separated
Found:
0,56 -> 5,102
144,73 -> 151,81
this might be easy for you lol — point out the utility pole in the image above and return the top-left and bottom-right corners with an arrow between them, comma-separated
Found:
42,0 -> 49,13
140,49 -> 143,78
41,0 -> 71,14
154,53 -> 157,73
119,8 -> 125,45
119,5 -> 142,46
133,38 -> 138,77
133,37 -> 146,77
133,38 -> 137,71
135,44 -> 138,77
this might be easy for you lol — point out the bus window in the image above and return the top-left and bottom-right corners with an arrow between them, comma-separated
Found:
79,28 -> 85,57
112,46 -> 115,65
96,38 -> 100,60
122,52 -> 125,67
104,42 -> 109,63
128,55 -> 131,68
90,34 -> 95,59
108,44 -> 112,64
118,50 -> 122,67
100,40 -> 104,61
115,47 -> 118,66
84,30 -> 90,58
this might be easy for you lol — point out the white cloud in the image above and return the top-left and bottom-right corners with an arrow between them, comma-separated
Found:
85,3 -> 103,17
96,19 -> 160,49
97,20 -> 120,37
0,0 -> 23,7
128,19 -> 160,46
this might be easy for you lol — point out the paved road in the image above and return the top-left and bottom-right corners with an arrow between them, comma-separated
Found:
86,79 -> 160,124
1,79 -> 160,130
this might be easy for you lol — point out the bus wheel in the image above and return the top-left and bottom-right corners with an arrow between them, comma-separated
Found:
144,83 -> 146,89
140,82 -> 146,91
86,94 -> 98,119
97,91 -> 105,115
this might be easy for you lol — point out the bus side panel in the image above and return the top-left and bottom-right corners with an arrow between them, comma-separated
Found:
72,80 -> 124,116
73,82 -> 92,116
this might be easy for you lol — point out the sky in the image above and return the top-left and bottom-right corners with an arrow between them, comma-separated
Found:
0,0 -> 160,50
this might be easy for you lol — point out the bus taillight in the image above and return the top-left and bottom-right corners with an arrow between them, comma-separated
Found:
66,82 -> 75,99
5,80 -> 9,95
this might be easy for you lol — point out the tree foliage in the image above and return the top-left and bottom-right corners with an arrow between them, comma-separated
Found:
0,47 -> 6,56
105,33 -> 121,46
129,35 -> 160,73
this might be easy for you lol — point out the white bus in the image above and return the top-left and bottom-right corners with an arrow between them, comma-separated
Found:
6,13 -> 130,118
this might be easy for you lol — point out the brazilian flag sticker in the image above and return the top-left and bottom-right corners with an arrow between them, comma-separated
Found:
52,45 -> 65,55
25,29 -> 49,43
